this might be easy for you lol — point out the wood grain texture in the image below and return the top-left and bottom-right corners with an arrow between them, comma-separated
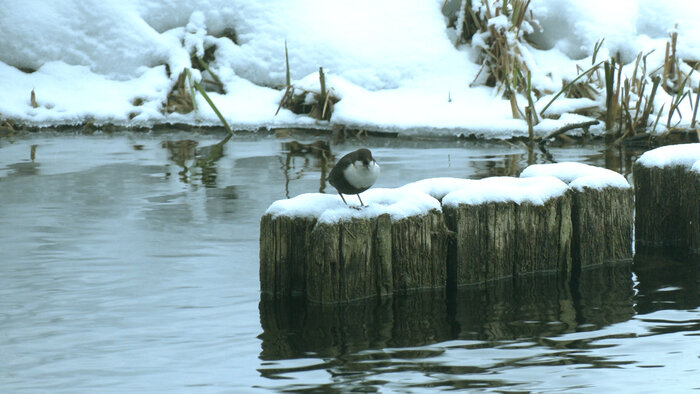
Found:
444,192 -> 573,287
634,163 -> 699,253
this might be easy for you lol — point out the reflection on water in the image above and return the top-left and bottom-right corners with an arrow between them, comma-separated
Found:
0,132 -> 697,392
280,140 -> 331,197
259,264 -> 635,361
258,256 -> 698,392
161,134 -> 232,188
634,251 -> 700,314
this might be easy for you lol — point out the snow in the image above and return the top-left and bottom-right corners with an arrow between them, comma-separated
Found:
1,1 -> 699,136
265,188 -> 441,223
636,143 -> 700,172
267,175 -> 573,223
520,162 -> 631,191
400,177 -> 476,200
442,176 -> 570,207
529,0 -> 700,61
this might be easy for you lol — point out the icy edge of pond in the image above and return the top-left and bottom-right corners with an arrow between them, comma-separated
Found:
520,162 -> 631,191
636,143 -> 700,173
264,188 -> 441,223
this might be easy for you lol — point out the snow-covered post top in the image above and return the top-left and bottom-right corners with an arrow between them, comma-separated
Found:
264,188 -> 441,223
519,162 -> 631,190
635,143 -> 700,173
400,177 -> 476,201
441,176 -> 570,207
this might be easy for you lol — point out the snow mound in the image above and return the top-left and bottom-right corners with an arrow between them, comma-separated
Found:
1,1 -> 700,135
520,162 -> 630,191
265,188 -> 441,224
636,143 -> 700,171
442,176 -> 569,207
528,0 -> 700,61
400,177 -> 476,200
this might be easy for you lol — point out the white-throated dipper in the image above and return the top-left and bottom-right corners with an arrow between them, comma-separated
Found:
328,148 -> 380,206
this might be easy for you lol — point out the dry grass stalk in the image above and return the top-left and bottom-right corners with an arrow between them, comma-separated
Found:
194,56 -> 224,94
30,89 -> 38,108
639,76 -> 660,128
691,80 -> 700,129
604,60 -> 618,130
192,79 -> 233,135
662,28 -> 679,92
275,41 -> 293,116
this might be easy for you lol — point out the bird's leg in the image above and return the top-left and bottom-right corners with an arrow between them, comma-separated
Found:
357,194 -> 365,207
339,193 -> 348,205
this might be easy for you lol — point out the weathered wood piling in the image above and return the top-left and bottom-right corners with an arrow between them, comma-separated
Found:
520,162 -> 634,268
634,143 -> 700,253
442,176 -> 573,286
261,164 -> 636,303
306,209 -> 449,303
260,190 -> 450,303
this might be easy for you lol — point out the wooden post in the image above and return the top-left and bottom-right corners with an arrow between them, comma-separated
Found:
259,214 -> 317,298
445,196 -> 573,286
306,216 -> 389,303
570,186 -> 634,267
634,160 -> 700,253
260,192 -> 450,303
305,210 -> 449,303
520,163 -> 634,268
443,178 -> 573,287
390,210 -> 449,293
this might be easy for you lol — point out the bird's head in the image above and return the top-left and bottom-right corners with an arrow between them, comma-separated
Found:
355,149 -> 375,167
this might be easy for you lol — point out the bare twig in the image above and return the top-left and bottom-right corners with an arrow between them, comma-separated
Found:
538,120 -> 599,142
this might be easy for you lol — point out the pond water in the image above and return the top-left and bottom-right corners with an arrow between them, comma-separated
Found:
0,131 -> 698,392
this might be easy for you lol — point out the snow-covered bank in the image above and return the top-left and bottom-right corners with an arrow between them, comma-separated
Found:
1,1 -> 699,138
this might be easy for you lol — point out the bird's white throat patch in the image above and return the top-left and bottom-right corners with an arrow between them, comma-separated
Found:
344,160 -> 380,189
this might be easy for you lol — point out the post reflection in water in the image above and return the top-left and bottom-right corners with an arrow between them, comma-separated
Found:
280,140 -> 331,198
161,134 -> 231,188
258,263 -> 636,363
633,251 -> 700,314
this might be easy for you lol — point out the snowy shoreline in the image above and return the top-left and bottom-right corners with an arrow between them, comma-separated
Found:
1,1 -> 699,139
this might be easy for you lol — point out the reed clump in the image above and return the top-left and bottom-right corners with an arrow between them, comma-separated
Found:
540,32 -> 699,144
451,1 -> 698,143
451,0 -> 541,139
276,43 -> 340,121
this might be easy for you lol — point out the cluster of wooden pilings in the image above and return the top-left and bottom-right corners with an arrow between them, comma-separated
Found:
261,162 -> 637,303
633,143 -> 700,254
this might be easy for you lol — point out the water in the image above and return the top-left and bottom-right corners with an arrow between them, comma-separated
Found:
0,131 -> 698,392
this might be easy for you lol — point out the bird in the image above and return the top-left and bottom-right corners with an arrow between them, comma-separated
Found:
328,148 -> 380,207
